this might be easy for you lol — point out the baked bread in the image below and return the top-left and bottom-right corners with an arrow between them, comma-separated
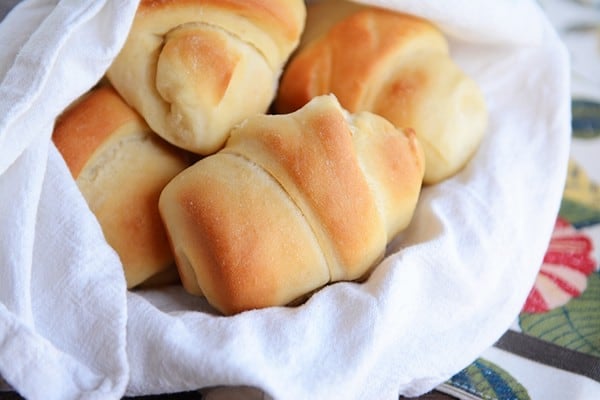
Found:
106,0 -> 306,155
275,0 -> 488,184
159,95 -> 425,315
53,85 -> 190,288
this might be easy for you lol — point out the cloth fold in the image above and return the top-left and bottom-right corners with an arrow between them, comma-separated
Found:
0,1 -> 138,399
0,1 -> 571,399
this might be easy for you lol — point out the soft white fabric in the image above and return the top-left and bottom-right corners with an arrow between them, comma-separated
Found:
0,1 -> 138,399
0,1 -> 571,400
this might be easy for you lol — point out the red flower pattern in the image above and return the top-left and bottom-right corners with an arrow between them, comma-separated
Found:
523,217 -> 596,313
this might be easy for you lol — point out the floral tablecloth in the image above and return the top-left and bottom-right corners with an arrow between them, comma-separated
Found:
438,1 -> 600,399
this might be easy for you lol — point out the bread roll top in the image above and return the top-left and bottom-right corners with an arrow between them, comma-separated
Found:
53,85 -> 148,178
275,0 -> 487,184
107,0 -> 306,155
275,3 -> 448,114
136,0 -> 306,68
224,95 -> 387,281
369,52 -> 488,184
159,95 -> 425,314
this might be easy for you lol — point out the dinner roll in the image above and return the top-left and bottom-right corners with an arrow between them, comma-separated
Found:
107,0 -> 306,155
159,95 -> 425,314
275,0 -> 488,184
53,85 -> 190,288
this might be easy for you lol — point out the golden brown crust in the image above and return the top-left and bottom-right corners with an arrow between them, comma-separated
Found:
351,116 -> 425,240
53,86 -> 144,178
275,5 -> 446,114
225,95 -> 386,281
159,95 -> 425,314
138,0 -> 304,60
107,0 -> 306,154
159,24 -> 238,106
52,86 -> 190,288
160,152 -> 330,315
275,1 -> 487,184
369,53 -> 488,184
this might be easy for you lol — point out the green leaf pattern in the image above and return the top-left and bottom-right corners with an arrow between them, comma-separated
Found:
519,272 -> 600,357
447,358 -> 531,400
559,160 -> 600,229
571,100 -> 600,139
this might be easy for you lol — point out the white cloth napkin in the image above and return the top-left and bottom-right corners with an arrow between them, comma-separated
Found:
0,1 -> 571,400
0,1 -> 137,399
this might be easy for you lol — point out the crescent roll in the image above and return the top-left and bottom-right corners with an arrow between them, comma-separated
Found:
107,0 -> 306,155
275,0 -> 488,184
159,95 -> 425,315
53,85 -> 190,288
